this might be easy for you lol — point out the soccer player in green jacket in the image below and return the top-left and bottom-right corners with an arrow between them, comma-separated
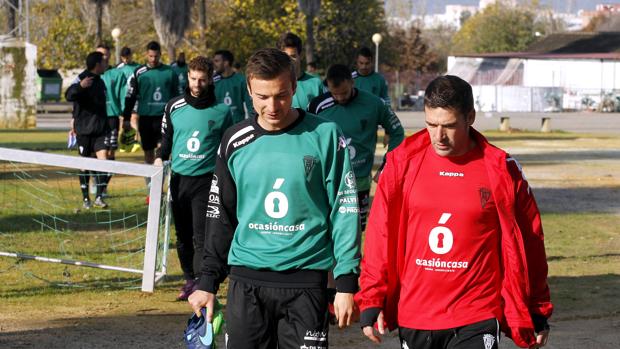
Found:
213,49 -> 253,124
123,41 -> 179,165
309,64 -> 404,230
189,48 -> 360,348
171,52 -> 189,95
277,32 -> 324,110
154,56 -> 232,301
97,45 -> 125,161
116,47 -> 141,153
352,47 -> 390,106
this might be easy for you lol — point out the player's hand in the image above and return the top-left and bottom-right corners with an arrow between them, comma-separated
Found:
530,329 -> 550,348
333,292 -> 355,328
188,290 -> 215,322
153,158 -> 163,167
80,76 -> 94,88
362,311 -> 385,343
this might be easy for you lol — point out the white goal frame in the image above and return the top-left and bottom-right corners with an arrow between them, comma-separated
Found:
0,147 -> 169,292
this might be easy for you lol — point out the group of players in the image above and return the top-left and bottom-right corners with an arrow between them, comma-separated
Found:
66,31 -> 552,349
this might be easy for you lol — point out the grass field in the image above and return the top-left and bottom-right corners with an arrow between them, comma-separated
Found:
0,128 -> 619,348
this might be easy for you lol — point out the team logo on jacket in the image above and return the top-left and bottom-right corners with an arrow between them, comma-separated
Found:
344,171 -> 356,190
303,155 -> 318,181
479,187 -> 491,209
337,136 -> 347,151
483,334 -> 495,349
187,131 -> 200,152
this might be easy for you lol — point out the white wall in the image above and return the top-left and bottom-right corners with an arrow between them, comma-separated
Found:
523,59 -> 620,91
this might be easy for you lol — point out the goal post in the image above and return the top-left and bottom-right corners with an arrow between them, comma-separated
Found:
0,147 -> 170,292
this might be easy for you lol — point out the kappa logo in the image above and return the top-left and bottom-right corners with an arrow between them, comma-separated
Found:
439,171 -> 464,178
233,134 -> 254,148
401,340 -> 410,349
483,333 -> 496,349
479,187 -> 491,209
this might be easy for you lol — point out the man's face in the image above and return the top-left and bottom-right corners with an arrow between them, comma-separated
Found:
213,54 -> 227,74
96,47 -> 110,70
425,106 -> 475,157
146,49 -> 161,67
188,69 -> 210,97
282,47 -> 301,76
248,71 -> 296,130
327,80 -> 354,105
122,53 -> 133,64
356,55 -> 373,76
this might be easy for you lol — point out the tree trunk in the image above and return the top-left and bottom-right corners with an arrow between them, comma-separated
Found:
198,0 -> 207,49
96,1 -> 103,44
168,45 -> 176,62
305,14 -> 315,64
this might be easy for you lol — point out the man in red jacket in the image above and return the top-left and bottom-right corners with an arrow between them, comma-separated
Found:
357,75 -> 552,349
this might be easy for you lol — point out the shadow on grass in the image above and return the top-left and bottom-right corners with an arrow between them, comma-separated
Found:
534,187 -> 620,214
0,275 -> 619,349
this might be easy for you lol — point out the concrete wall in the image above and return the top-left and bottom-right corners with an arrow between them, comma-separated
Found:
523,59 -> 620,91
0,38 -> 37,128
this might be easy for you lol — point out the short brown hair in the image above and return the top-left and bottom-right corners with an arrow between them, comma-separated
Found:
188,56 -> 213,78
424,75 -> 474,118
245,48 -> 296,87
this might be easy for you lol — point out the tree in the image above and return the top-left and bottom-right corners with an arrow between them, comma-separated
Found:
197,0 -> 207,49
298,0 -> 320,64
31,0 -> 94,69
185,0 -> 304,66
386,25 -> 437,73
89,0 -> 110,45
451,2 -> 546,54
315,0 -> 387,68
151,0 -> 194,61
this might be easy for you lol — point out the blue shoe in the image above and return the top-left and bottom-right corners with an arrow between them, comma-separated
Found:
184,308 -> 213,349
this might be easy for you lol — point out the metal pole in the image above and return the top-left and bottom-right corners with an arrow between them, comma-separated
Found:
374,43 -> 379,72
114,37 -> 120,65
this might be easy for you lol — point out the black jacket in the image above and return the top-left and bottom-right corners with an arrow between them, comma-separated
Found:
65,70 -> 108,136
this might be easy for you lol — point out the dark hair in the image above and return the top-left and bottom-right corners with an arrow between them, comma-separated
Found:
86,51 -> 104,70
246,48 -> 296,86
146,41 -> 161,52
325,64 -> 352,87
424,75 -> 474,117
277,32 -> 303,54
120,46 -> 132,57
188,56 -> 213,78
214,50 -> 234,65
357,47 -> 373,59
96,43 -> 111,51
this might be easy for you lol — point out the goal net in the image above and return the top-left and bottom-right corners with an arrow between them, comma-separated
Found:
0,147 -> 171,292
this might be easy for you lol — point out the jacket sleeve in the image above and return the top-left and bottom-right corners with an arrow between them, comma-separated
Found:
198,142 -> 238,294
122,72 -> 139,118
65,77 -> 85,103
378,102 -> 404,152
156,102 -> 174,161
356,151 -> 394,312
379,77 -> 390,106
507,157 -> 553,320
326,128 -> 361,293
113,71 -> 127,116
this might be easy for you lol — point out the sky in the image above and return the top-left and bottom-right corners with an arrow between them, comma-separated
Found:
392,0 -> 606,15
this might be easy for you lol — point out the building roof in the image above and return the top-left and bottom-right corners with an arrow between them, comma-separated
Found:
454,32 -> 620,60
526,32 -> 620,54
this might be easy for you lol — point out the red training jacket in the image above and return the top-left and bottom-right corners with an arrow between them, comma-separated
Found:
356,128 -> 553,348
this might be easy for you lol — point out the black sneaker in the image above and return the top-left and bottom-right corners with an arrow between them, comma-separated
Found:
93,196 -> 108,208
82,198 -> 92,210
